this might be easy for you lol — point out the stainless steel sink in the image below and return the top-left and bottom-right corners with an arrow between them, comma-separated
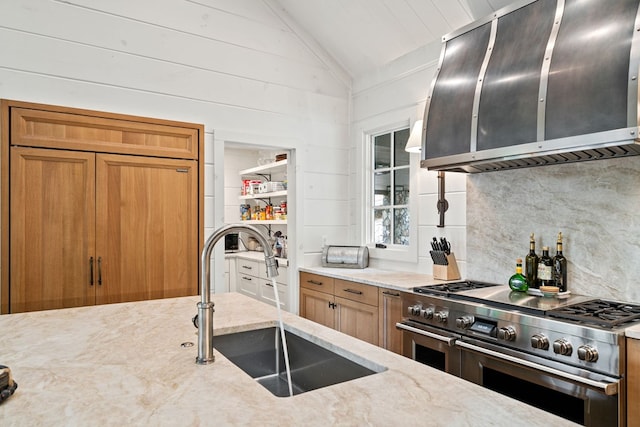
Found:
214,326 -> 385,397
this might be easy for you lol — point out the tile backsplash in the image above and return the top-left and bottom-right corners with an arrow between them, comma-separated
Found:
466,156 -> 640,304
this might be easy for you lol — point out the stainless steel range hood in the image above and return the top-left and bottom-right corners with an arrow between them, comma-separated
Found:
421,0 -> 640,173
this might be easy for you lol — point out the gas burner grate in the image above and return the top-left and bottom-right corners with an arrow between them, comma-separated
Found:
414,281 -> 500,295
548,300 -> 640,328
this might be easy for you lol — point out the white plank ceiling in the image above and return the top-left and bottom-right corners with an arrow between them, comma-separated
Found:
273,0 -> 515,79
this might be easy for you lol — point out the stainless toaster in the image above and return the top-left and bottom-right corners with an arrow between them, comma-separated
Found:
321,245 -> 369,269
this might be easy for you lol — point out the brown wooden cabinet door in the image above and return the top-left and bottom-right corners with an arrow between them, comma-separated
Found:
378,289 -> 403,354
10,147 -> 96,312
95,154 -> 198,304
629,338 -> 640,426
299,287 -> 335,329
335,296 -> 378,346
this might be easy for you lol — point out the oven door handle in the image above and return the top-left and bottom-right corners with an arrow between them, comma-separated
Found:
455,340 -> 619,396
396,322 -> 457,346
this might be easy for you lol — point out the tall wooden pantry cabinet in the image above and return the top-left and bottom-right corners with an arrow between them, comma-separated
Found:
1,100 -> 204,313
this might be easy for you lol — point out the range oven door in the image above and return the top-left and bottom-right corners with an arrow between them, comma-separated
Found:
396,321 -> 461,376
456,337 -> 623,427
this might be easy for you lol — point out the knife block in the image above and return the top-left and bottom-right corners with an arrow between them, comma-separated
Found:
432,253 -> 461,280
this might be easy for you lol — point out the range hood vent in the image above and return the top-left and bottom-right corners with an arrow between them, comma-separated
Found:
421,0 -> 640,173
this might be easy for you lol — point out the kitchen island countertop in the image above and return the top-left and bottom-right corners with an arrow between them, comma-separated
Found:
0,293 -> 577,426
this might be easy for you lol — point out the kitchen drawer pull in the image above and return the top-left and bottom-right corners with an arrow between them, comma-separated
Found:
382,290 -> 400,297
343,288 -> 363,295
97,257 -> 103,286
306,280 -> 323,286
455,340 -> 619,395
395,322 -> 457,346
241,265 -> 253,270
265,282 -> 273,287
89,257 -> 94,286
242,276 -> 252,281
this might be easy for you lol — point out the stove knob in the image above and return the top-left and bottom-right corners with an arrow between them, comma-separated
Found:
530,333 -> 549,350
497,326 -> 516,342
408,305 -> 422,316
455,315 -> 474,329
578,345 -> 599,362
553,339 -> 573,356
434,311 -> 448,324
422,308 -> 434,319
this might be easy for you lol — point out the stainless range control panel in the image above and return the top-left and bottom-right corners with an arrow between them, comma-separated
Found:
403,293 -> 623,377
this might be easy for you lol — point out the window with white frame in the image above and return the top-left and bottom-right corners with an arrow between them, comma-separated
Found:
370,127 -> 410,246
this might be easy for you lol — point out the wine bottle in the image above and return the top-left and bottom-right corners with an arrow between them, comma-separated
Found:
537,246 -> 554,287
525,233 -> 539,289
553,232 -> 567,292
509,258 -> 529,292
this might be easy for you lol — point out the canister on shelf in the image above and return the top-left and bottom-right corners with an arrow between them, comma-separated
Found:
240,204 -> 251,220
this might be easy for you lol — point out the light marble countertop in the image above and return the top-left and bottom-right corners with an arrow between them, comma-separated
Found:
0,293 -> 577,426
626,323 -> 640,339
299,266 -> 447,291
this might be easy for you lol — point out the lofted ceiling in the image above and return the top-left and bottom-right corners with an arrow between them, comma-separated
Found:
273,0 -> 516,79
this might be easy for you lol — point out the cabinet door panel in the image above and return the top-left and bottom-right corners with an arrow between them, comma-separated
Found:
336,296 -> 378,345
299,287 -> 335,329
11,107 -> 199,159
95,154 -> 198,304
10,147 -> 95,312
379,289 -> 403,354
629,338 -> 640,424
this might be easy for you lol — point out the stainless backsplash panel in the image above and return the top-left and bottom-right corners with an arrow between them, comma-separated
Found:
466,156 -> 640,303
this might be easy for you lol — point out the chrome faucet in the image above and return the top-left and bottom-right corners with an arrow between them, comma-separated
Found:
196,224 -> 279,364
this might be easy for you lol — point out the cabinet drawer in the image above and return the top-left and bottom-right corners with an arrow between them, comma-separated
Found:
334,279 -> 378,307
260,281 -> 288,311
237,259 -> 260,276
260,264 -> 288,285
300,272 -> 335,294
237,273 -> 259,297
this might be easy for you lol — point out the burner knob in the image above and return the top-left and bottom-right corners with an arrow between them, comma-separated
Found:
553,339 -> 573,356
455,316 -> 474,329
434,311 -> 448,324
497,326 -> 516,342
422,308 -> 434,319
578,345 -> 599,362
408,305 -> 422,316
530,334 -> 549,350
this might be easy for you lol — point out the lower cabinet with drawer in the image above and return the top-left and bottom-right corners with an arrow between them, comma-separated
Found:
299,272 -> 378,345
237,257 -> 289,311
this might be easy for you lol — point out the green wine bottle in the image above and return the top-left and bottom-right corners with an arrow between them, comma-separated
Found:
525,233 -> 539,289
509,258 -> 529,292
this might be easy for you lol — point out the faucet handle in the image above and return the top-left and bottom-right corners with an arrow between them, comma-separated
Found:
192,314 -> 199,329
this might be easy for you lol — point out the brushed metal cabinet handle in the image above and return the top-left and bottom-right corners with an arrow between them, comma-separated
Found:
89,257 -> 94,286
343,288 -> 363,295
382,290 -> 400,297
97,257 -> 103,286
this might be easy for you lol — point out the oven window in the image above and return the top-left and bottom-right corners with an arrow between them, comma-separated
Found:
483,367 -> 584,425
415,345 -> 446,372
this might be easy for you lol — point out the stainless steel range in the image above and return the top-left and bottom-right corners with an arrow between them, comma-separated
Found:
397,281 -> 636,426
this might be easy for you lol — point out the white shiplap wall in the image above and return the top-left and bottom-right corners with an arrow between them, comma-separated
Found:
350,41 -> 469,277
0,0 -> 351,311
